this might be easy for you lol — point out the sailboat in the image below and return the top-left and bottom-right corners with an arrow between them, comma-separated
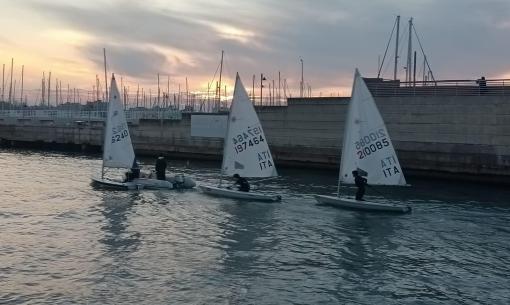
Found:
200,73 -> 281,202
315,69 -> 411,213
92,74 -> 196,190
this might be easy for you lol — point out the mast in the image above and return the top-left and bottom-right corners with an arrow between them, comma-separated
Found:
218,50 -> 224,111
394,15 -> 400,81
278,71 -> 281,106
121,77 -> 124,109
47,71 -> 51,107
96,75 -> 100,101
20,65 -> 24,105
260,73 -> 264,106
55,79 -> 58,107
13,80 -> 16,105
413,51 -> 417,87
101,49 -> 109,179
406,17 -> 413,84
136,84 -> 139,107
157,73 -> 160,107
185,77 -> 189,109
8,58 -> 13,103
103,48 -> 108,102
272,79 -> 275,106
42,72 -> 45,105
252,74 -> 255,101
423,56 -> 426,83
283,79 -> 287,99
300,58 -> 304,97
219,73 -> 237,186
1,64 -> 4,102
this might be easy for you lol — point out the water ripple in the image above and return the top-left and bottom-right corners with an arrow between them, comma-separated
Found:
1,149 -> 510,304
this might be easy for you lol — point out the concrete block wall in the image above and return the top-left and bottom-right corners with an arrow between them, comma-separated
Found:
130,117 -> 223,159
258,98 -> 348,166
1,94 -> 509,180
378,95 -> 510,176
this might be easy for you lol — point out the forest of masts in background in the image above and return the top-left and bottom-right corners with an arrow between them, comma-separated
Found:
0,15 -> 447,114
0,58 -> 316,113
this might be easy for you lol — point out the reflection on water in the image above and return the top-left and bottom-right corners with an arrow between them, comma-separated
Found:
100,192 -> 142,253
0,148 -> 509,304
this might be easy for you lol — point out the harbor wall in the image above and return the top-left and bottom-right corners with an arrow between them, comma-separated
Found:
1,95 -> 509,182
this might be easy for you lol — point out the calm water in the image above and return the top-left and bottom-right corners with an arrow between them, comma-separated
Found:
1,149 -> 509,305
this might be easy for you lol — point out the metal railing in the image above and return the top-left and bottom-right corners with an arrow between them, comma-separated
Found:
365,78 -> 510,97
0,109 -> 182,121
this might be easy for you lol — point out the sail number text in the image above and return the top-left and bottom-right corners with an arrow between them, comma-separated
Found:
232,127 -> 265,154
356,128 -> 390,159
111,123 -> 129,143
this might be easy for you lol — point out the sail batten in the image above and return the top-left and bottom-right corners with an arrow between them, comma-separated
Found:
339,69 -> 406,186
221,74 -> 277,178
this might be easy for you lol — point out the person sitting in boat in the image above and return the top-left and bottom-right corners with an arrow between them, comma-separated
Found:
125,160 -> 141,182
155,155 -> 167,180
352,170 -> 367,201
233,174 -> 250,192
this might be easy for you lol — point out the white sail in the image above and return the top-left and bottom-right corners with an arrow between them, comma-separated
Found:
221,74 -> 277,177
102,75 -> 135,169
339,69 -> 406,185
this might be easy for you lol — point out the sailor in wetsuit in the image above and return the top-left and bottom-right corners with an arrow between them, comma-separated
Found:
352,170 -> 367,201
125,160 -> 140,182
233,174 -> 250,192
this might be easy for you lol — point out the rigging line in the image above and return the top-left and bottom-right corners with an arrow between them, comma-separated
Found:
397,23 -> 408,58
381,54 -> 392,78
412,25 -> 435,81
378,17 -> 398,78
221,57 -> 237,107
208,59 -> 221,90
394,23 -> 409,78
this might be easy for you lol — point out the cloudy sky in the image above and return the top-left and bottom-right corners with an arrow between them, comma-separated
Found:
0,0 -> 509,98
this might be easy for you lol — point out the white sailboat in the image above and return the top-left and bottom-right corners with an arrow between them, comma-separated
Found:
315,69 -> 411,213
92,74 -> 196,190
200,73 -> 281,202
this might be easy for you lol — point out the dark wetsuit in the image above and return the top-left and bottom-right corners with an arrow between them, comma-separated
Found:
354,175 -> 367,200
235,177 -> 250,192
126,160 -> 140,182
155,158 -> 167,180
125,167 -> 140,182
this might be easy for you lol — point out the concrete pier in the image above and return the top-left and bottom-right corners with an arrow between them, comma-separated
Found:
0,94 -> 509,183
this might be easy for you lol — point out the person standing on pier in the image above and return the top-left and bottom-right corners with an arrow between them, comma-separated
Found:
476,76 -> 487,94
352,170 -> 367,201
155,155 -> 167,180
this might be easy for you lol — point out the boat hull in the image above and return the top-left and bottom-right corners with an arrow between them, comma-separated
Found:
314,195 -> 411,213
200,185 -> 281,202
91,175 -> 196,190
91,176 -> 140,190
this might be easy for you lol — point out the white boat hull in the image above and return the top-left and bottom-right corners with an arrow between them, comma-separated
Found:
92,175 -> 196,190
315,195 -> 411,213
200,185 -> 281,202
91,176 -> 141,190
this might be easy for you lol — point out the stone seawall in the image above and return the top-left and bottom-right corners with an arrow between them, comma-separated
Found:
1,95 -> 509,182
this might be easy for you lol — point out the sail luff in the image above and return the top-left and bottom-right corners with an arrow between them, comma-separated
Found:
338,69 -> 361,195
101,78 -> 113,178
219,76 -> 235,186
